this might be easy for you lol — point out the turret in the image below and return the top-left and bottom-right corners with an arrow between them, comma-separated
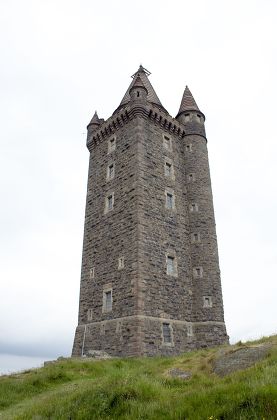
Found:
176,86 -> 206,138
129,74 -> 148,102
177,86 -> 226,328
87,111 -> 102,131
86,111 -> 104,148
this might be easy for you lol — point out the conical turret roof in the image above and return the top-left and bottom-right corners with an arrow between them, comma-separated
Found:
88,111 -> 101,126
115,65 -> 166,112
177,86 -> 200,116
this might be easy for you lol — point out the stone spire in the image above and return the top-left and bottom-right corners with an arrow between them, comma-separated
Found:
88,111 -> 101,126
115,65 -> 167,113
176,86 -> 201,117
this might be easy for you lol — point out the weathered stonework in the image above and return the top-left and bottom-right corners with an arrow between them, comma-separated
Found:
72,66 -> 228,357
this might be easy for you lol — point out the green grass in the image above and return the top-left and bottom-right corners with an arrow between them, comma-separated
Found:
0,335 -> 276,419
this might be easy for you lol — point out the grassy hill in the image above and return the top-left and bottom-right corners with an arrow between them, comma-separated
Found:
0,335 -> 276,419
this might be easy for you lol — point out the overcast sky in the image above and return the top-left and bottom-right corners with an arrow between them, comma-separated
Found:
1,0 -> 276,374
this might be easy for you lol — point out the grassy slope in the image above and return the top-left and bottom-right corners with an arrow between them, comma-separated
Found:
0,336 -> 276,420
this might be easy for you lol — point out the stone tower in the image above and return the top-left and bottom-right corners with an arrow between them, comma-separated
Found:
72,66 -> 228,357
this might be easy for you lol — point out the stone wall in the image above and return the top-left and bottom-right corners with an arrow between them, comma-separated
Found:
72,94 -> 228,357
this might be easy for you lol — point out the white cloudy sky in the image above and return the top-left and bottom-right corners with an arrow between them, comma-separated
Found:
0,0 -> 276,374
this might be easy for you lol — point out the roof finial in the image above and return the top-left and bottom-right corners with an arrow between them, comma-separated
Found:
132,65 -> 151,79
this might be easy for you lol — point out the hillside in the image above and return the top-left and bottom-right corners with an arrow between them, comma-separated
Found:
0,335 -> 276,419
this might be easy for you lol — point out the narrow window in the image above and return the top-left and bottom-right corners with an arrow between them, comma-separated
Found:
105,193 -> 114,213
166,192 -> 173,209
87,309 -> 93,321
186,144 -> 192,152
165,162 -> 172,177
103,290 -> 112,312
184,113 -> 190,122
118,256 -> 124,270
164,158 -> 174,179
137,91 -> 140,97
100,322 -> 105,335
166,255 -> 177,276
191,233 -> 201,243
163,134 -> 172,151
162,322 -> 172,344
108,137 -> 116,154
187,324 -> 193,337
164,136 -> 170,148
116,321 -> 122,334
107,163 -> 115,180
89,267 -> 95,279
190,203 -> 198,212
197,114 -> 202,122
187,173 -> 195,182
193,266 -> 203,278
203,296 -> 212,308
167,256 -> 174,274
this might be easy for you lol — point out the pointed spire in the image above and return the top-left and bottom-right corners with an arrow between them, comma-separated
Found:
88,111 -> 101,126
87,111 -> 105,130
115,65 -> 166,113
177,86 -> 200,117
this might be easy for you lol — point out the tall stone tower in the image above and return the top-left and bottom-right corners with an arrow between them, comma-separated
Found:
72,66 -> 228,357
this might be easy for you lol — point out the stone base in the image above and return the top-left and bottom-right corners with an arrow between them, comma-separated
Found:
72,316 -> 229,357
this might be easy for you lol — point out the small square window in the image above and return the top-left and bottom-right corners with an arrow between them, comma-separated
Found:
107,163 -> 115,180
108,137 -> 116,154
162,322 -> 173,344
190,203 -> 198,212
118,256 -> 124,270
203,296 -> 212,308
193,266 -> 203,278
103,290 -> 112,312
163,134 -> 172,151
87,309 -> 93,321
